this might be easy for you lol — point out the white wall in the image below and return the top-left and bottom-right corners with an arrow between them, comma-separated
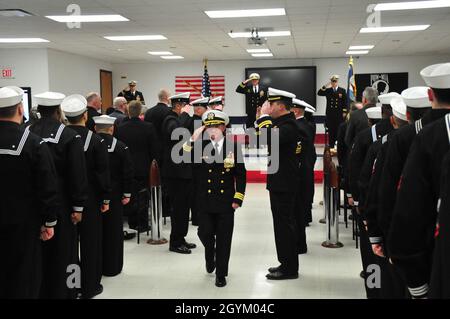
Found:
112,54 -> 450,117
0,48 -> 49,94
47,49 -> 112,96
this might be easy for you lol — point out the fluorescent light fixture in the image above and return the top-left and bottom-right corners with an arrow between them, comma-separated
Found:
0,9 -> 33,17
46,14 -> 129,22
0,38 -> 49,43
148,51 -> 173,55
346,50 -> 369,55
161,55 -> 184,59
349,45 -> 374,50
360,25 -> 430,33
205,8 -> 285,18
374,0 -> 450,11
252,53 -> 274,57
104,35 -> 167,41
229,31 -> 291,38
246,48 -> 270,53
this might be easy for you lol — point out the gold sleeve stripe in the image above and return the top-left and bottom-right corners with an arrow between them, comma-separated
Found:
258,120 -> 272,129
234,192 -> 245,200
240,83 -> 245,88
183,142 -> 193,152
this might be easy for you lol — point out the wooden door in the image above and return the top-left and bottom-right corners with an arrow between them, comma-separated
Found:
100,69 -> 113,113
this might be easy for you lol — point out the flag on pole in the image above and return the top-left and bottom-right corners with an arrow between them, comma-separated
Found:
347,56 -> 356,105
202,59 -> 211,97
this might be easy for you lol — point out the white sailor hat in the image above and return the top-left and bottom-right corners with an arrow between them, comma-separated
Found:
208,96 -> 223,106
191,97 -> 209,107
420,63 -> 450,89
390,97 -> 408,121
378,92 -> 401,105
249,73 -> 260,80
0,86 -> 23,108
61,94 -> 87,117
305,105 -> 316,114
365,106 -> 382,119
202,109 -> 229,127
93,114 -> 116,125
292,98 -> 313,109
34,91 -> 66,107
331,75 -> 340,81
170,92 -> 190,104
268,87 -> 296,104
401,87 -> 431,108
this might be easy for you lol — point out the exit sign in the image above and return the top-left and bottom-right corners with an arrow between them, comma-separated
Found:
1,67 -> 14,79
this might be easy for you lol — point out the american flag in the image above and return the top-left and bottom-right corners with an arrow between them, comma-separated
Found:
175,64 -> 225,102
202,63 -> 211,97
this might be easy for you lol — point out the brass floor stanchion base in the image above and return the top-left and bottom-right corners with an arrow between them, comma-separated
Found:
321,241 -> 344,248
319,218 -> 326,224
147,238 -> 168,245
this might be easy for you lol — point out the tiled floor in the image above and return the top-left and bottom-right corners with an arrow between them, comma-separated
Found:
98,183 -> 365,299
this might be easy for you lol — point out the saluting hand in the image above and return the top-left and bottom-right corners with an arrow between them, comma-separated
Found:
232,203 -> 240,210
192,125 -> 205,142
260,100 -> 272,116
71,212 -> 82,224
181,104 -> 191,114
40,226 -> 54,241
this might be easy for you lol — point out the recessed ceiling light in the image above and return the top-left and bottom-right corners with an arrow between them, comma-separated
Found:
346,50 -> 369,55
247,48 -> 270,53
222,45 -> 230,48
161,55 -> 184,59
374,0 -> 450,11
252,53 -> 274,57
148,51 -> 172,55
0,9 -> 33,17
104,35 -> 167,41
46,14 -> 129,23
349,45 -> 374,50
205,8 -> 285,18
277,43 -> 285,46
360,25 -> 430,33
229,31 -> 291,38
333,41 -> 341,44
392,39 -> 401,42
0,38 -> 49,43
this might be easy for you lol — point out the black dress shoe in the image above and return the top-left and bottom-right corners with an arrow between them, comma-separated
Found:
183,242 -> 197,249
206,260 -> 216,274
268,265 -> 281,273
123,231 -> 136,240
266,271 -> 299,280
215,276 -> 227,287
360,270 -> 366,279
169,246 -> 192,254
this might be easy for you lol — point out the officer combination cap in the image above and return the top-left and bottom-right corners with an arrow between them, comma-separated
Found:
378,92 -> 401,105
330,75 -> 340,81
128,80 -> 138,86
249,73 -> 260,80
267,87 -> 296,104
208,96 -> 223,106
61,94 -> 87,117
365,106 -> 382,119
390,97 -> 408,121
420,63 -> 450,89
305,105 -> 316,114
34,92 -> 66,107
202,110 -> 229,127
191,97 -> 209,107
169,92 -> 190,104
93,114 -> 117,125
401,87 -> 432,108
0,86 -> 23,108
292,98 -> 313,109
